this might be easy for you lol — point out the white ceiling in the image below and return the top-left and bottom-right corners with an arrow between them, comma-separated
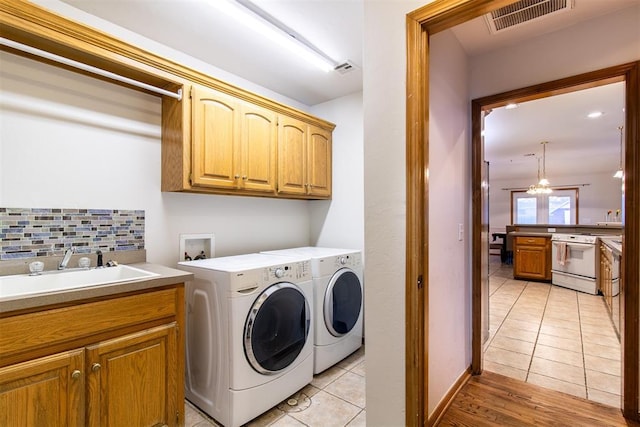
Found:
58,0 -> 636,181
60,0 -> 363,106
484,82 -> 625,181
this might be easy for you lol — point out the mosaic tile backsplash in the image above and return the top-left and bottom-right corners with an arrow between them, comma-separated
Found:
0,208 -> 145,260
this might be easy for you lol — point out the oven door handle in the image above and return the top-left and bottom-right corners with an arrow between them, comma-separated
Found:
552,242 -> 594,249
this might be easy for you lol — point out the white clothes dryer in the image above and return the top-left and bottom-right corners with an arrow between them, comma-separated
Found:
178,253 -> 314,427
262,247 -> 363,374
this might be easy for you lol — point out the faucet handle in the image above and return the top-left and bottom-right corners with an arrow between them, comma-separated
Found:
96,250 -> 103,268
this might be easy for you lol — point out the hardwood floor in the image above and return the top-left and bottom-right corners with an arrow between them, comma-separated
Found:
437,371 -> 639,426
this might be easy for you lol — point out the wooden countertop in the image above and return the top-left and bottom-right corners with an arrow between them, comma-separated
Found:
0,262 -> 192,314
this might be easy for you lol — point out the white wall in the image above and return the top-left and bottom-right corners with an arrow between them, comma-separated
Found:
309,92 -> 365,252
490,172 -> 624,230
0,52 -> 311,265
33,0 -> 310,112
363,1 -> 427,425
469,5 -> 640,99
427,30 -> 472,416
0,1 -> 364,268
364,1 -> 638,424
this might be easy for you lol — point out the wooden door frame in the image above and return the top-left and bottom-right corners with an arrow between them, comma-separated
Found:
471,63 -> 640,419
405,0 -> 640,424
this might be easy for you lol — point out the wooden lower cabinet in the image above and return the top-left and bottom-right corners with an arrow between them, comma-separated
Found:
0,349 -> 85,427
87,324 -> 178,427
599,243 -> 614,313
513,236 -> 551,281
0,285 -> 184,427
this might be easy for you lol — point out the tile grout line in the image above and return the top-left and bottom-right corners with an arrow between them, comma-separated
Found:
485,280 -> 529,350
524,281 -> 552,382
576,290 -> 589,400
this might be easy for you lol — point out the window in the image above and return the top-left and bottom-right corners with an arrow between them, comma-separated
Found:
511,188 -> 578,225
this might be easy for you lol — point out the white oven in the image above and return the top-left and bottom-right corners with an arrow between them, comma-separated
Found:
551,234 -> 598,294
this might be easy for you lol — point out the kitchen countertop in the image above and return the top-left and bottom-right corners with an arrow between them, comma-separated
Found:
0,262 -> 193,314
599,236 -> 623,256
510,231 -> 553,237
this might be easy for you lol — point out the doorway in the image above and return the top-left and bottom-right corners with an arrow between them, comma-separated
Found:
479,80 -> 626,406
405,1 -> 640,424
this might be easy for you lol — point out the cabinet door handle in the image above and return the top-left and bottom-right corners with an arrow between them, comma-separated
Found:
91,363 -> 102,372
71,370 -> 82,380
242,175 -> 247,180
234,174 -> 240,179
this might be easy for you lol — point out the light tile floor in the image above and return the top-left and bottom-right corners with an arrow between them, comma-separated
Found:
484,259 -> 622,408
185,347 -> 366,427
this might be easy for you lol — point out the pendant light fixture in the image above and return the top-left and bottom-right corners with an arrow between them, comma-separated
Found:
526,141 -> 552,194
613,125 -> 624,178
526,157 -> 542,194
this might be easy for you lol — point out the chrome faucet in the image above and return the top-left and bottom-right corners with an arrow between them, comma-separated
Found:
58,247 -> 75,270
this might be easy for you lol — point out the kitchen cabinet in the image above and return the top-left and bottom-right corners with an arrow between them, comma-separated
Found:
513,235 -> 551,281
163,85 -> 334,199
0,285 -> 184,426
0,349 -> 85,426
599,242 -> 614,313
277,117 -> 332,198
190,86 -> 277,193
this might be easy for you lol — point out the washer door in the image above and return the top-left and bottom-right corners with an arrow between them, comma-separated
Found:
324,268 -> 363,337
244,282 -> 310,374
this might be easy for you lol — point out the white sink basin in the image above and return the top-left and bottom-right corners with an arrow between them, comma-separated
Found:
0,265 -> 159,300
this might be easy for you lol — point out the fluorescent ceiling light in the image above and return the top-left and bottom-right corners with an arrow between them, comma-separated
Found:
210,0 -> 336,72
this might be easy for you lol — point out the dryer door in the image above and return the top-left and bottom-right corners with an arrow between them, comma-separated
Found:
244,282 -> 310,374
324,268 -> 363,337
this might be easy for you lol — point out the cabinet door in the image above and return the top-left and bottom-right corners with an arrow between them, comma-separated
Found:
307,125 -> 332,197
86,324 -> 179,427
278,116 -> 307,195
240,103 -> 277,192
191,86 -> 240,189
0,349 -> 84,427
514,245 -> 547,280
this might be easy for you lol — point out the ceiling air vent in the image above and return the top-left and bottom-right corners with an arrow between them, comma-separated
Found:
334,60 -> 359,75
485,0 -> 573,34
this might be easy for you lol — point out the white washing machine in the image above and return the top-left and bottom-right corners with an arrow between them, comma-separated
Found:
262,247 -> 363,374
178,253 -> 314,427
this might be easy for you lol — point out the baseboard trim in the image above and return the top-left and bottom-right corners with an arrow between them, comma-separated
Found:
427,366 -> 472,426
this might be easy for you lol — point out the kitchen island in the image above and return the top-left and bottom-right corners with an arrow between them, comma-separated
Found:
506,224 -> 622,284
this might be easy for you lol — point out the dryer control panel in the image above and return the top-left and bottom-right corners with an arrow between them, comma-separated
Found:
264,260 -> 311,282
331,252 -> 362,269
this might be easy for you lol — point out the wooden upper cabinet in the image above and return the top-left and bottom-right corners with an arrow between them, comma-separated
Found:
163,84 -> 333,199
278,116 -> 308,196
239,103 -> 277,192
277,117 -> 332,198
307,126 -> 332,197
190,85 -> 277,194
191,86 -> 240,190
